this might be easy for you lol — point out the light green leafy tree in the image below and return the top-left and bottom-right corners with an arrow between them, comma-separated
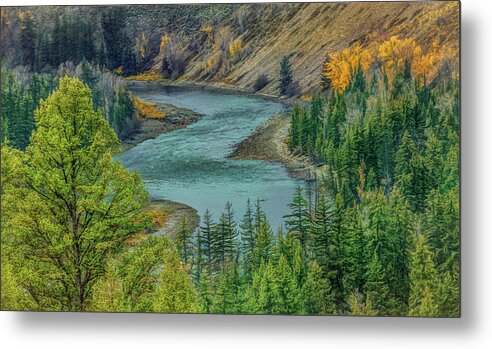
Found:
1,76 -> 150,311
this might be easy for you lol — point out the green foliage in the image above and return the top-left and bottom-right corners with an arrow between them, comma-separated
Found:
1,19 -> 459,316
284,186 -> 310,249
1,77 -> 150,311
1,68 -> 55,149
1,62 -> 138,150
152,242 -> 199,313
408,233 -> 439,317
278,55 -> 299,97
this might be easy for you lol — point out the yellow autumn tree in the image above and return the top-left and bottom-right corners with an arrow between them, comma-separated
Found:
378,36 -> 441,85
322,44 -> 373,93
201,24 -> 213,42
378,36 -> 418,74
214,26 -> 233,52
136,32 -> 148,59
159,33 -> 171,56
229,37 -> 243,59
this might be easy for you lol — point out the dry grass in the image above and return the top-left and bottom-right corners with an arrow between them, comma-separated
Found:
133,97 -> 166,119
125,71 -> 169,82
146,2 -> 459,96
145,209 -> 171,230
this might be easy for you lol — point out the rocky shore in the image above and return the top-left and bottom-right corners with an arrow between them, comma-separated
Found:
122,99 -> 203,151
228,115 -> 326,181
145,200 -> 200,239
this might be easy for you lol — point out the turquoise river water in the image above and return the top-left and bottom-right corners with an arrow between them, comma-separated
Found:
119,85 -> 304,230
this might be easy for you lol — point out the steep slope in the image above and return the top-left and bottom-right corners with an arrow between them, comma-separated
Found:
130,2 -> 459,95
1,2 -> 459,95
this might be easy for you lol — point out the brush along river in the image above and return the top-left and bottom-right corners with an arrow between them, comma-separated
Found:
119,84 -> 305,230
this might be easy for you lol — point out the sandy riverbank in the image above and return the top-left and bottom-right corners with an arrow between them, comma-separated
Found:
122,98 -> 203,152
228,115 -> 326,181
145,200 -> 200,239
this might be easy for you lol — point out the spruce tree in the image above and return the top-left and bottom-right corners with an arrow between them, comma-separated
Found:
408,233 -> 439,317
302,261 -> 336,315
284,186 -> 310,250
198,209 -> 216,275
240,199 -> 256,279
279,55 -> 293,96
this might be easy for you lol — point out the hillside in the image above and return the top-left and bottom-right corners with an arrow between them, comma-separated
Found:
1,2 -> 459,96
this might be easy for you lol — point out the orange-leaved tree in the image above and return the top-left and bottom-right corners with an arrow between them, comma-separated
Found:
322,44 -> 373,94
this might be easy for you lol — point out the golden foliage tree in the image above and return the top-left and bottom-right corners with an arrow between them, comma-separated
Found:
377,35 -> 439,85
322,44 -> 373,93
229,37 -> 243,59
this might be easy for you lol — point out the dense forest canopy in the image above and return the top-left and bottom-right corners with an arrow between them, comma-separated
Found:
1,2 -> 459,316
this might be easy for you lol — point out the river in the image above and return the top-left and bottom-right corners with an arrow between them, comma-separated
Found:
119,85 -> 304,230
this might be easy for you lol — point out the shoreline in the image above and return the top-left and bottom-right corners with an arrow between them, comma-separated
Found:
122,95 -> 203,152
145,199 -> 200,239
125,79 -> 298,107
122,82 -> 317,239
228,115 -> 325,181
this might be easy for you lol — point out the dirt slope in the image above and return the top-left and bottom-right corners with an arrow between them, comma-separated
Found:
139,2 -> 459,95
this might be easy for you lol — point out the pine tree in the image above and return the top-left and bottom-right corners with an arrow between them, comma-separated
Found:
302,261 -> 336,315
213,202 -> 238,273
343,205 -> 367,294
176,217 -> 194,266
211,262 -> 242,314
196,270 -> 213,313
394,131 -> 415,207
309,194 -> 334,262
386,187 -> 412,313
347,291 -> 378,316
19,11 -> 37,69
271,255 -> 301,314
153,243 -> 198,313
408,233 -> 439,317
284,186 -> 310,250
198,209 -> 216,275
365,252 -> 391,315
240,199 -> 256,279
437,271 -> 460,317
279,55 -> 293,96
252,213 -> 274,270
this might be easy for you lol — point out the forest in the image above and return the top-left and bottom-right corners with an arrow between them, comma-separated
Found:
1,4 -> 459,317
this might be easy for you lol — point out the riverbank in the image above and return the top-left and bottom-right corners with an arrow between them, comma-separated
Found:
126,79 -> 298,107
145,200 -> 200,239
228,115 -> 326,181
122,96 -> 203,151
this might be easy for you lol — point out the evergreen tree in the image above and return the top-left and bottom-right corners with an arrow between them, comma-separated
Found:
176,217 -> 194,266
408,234 -> 439,317
19,11 -> 37,69
365,253 -> 391,315
198,209 -> 216,275
279,55 -> 293,96
196,270 -> 213,313
284,186 -> 310,250
240,199 -> 256,280
252,213 -> 274,270
302,261 -> 336,315
153,243 -> 198,313
213,202 -> 238,273
271,255 -> 301,314
347,291 -> 378,316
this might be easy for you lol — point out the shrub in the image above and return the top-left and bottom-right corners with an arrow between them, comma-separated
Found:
254,73 -> 269,91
